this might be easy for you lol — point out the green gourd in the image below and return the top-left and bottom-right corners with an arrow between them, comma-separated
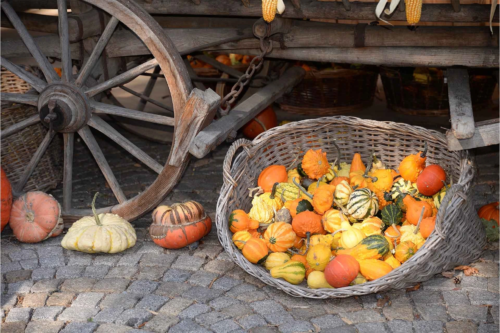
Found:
270,260 -> 306,285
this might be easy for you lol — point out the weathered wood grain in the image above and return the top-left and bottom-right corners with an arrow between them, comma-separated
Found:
447,118 -> 500,150
447,68 -> 476,139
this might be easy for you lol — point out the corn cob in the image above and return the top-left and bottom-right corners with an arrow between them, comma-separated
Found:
262,0 -> 278,23
406,0 -> 422,25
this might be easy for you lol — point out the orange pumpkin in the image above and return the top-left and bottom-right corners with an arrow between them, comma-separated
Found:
10,192 -> 63,243
324,254 -> 360,288
258,165 -> 288,193
284,198 -> 314,218
292,211 -> 325,238
216,54 -> 231,66
312,185 -> 336,215
248,229 -> 262,238
350,153 -> 366,174
403,195 -> 433,225
331,176 -> 349,187
478,202 -> 499,226
263,222 -> 296,252
395,241 -> 418,263
150,201 -> 212,249
1,168 -> 12,232
228,210 -> 259,233
242,106 -> 277,139
293,236 -> 305,249
302,149 -> 329,180
416,165 -> 446,196
419,216 -> 436,239
384,225 -> 402,244
242,238 -> 269,264
398,143 -> 427,183
242,55 -> 254,64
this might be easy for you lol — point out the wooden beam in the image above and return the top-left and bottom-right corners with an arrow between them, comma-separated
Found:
446,118 -> 499,150
447,68 -> 475,139
189,67 -> 306,159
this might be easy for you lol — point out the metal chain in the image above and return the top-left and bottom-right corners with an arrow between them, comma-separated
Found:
218,37 -> 272,116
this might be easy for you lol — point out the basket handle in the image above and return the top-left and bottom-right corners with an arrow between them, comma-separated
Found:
223,138 -> 253,187
433,184 -> 467,239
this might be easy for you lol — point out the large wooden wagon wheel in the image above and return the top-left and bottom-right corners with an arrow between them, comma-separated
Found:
0,0 -> 219,222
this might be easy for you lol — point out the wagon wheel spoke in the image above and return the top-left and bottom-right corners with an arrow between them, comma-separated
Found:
88,116 -> 163,174
85,58 -> 158,97
136,65 -> 162,111
1,114 -> 40,139
78,125 -> 127,204
14,130 -> 56,193
1,2 -> 59,83
118,85 -> 174,114
1,57 -> 47,92
75,17 -> 119,87
57,0 -> 72,83
62,133 -> 74,211
0,92 -> 39,106
91,101 -> 175,126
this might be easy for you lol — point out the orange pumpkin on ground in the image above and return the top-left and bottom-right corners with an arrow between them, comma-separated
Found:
258,165 -> 288,193
478,202 -> 499,226
242,106 -> 277,139
1,168 -> 12,232
228,210 -> 259,233
419,216 -> 436,239
10,192 -> 63,243
324,254 -> 360,288
416,165 -> 446,196
150,201 -> 211,249
292,211 -> 325,238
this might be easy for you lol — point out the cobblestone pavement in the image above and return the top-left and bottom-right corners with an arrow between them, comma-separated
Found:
1,124 -> 499,333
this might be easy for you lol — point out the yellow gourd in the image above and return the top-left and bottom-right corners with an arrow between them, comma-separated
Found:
264,252 -> 290,270
400,225 -> 426,249
306,244 -> 332,271
275,183 -> 301,202
232,231 -> 252,250
383,253 -> 402,269
331,232 -> 342,250
310,234 -> 334,247
322,209 -> 347,233
307,271 -> 334,289
270,260 -> 306,285
287,169 -> 301,184
333,162 -> 351,178
350,273 -> 367,285
339,221 -> 366,249
358,259 -> 393,281
259,183 -> 284,211
248,195 -> 274,225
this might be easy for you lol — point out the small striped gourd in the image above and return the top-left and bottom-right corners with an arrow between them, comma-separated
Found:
276,183 -> 301,202
270,260 -> 306,284
347,188 -> 379,220
336,234 -> 390,260
322,209 -> 347,233
264,252 -> 290,270
390,178 -> 417,202
433,185 -> 449,209
334,180 -> 352,206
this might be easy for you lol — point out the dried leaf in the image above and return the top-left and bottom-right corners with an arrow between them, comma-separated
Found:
342,318 -> 354,325
406,283 -> 421,292
376,295 -> 390,308
441,271 -> 455,278
454,265 -> 479,276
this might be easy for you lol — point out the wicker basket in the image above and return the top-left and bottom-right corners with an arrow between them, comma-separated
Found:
279,68 -> 379,116
216,116 -> 486,298
1,67 -> 63,193
380,67 -> 497,116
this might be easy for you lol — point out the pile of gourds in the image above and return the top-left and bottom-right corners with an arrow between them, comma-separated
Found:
229,143 -> 450,288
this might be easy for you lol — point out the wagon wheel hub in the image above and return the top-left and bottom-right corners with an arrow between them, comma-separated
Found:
38,83 -> 91,133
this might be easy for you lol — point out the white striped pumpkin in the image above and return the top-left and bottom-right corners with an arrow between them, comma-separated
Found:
347,188 -> 379,220
334,180 -> 352,206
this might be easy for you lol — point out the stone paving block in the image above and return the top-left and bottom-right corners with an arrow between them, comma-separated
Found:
136,267 -> 167,281
193,245 -> 223,260
56,266 -> 85,279
1,294 -> 18,310
93,255 -> 120,266
468,290 -> 499,306
126,280 -> 158,295
291,306 -> 327,320
117,253 -> 142,267
359,294 -> 379,309
155,281 -> 190,297
413,320 -> 444,333
171,254 -> 205,271
339,309 -> 386,324
25,321 -> 65,333
115,308 -> 153,328
60,322 -> 98,333
211,319 -> 241,333
72,292 -> 105,308
1,242 -> 21,254
95,323 -> 132,333
84,266 -> 110,279
443,290 -> 470,305
263,312 -> 294,325
311,314 -> 346,330
179,304 -> 211,319
61,278 -> 96,293
218,302 -> 253,318
490,306 -> 499,324
169,319 -> 212,333
211,276 -> 242,291
92,279 -> 129,293
1,261 -> 22,273
356,322 -> 389,333
139,254 -> 177,268
144,315 -> 179,333
461,276 -> 488,290
37,247 -> 63,259
162,269 -> 192,283
196,311 -> 231,326
423,278 -> 458,291
46,292 -> 75,307
448,305 -> 489,323
323,297 -> 363,314
159,298 -> 194,316
106,266 -> 138,279
410,290 -> 444,304
21,293 -> 48,308
9,250 -> 37,261
386,320 -> 413,333
446,321 -> 478,333
471,262 -> 499,277
20,259 -> 40,270
236,291 -> 268,303
383,305 -> 414,321
67,255 -> 93,266
58,306 -> 99,322
204,259 -> 234,274
93,307 -> 125,323
31,306 -> 64,321
5,270 -> 32,283
209,297 -> 240,311
135,294 -> 168,311
136,242 -> 165,255
225,267 -> 249,281
188,271 -> 218,287
99,293 -> 141,310
279,320 -> 315,333
39,255 -> 65,268
182,286 -> 224,303
216,252 -> 232,261
1,322 -> 26,333
236,314 -> 266,330
250,300 -> 286,316
415,304 -> 448,321
487,278 -> 499,293
31,268 -> 56,281
30,279 -> 60,293
9,280 -> 34,294
247,327 -> 279,333
5,308 -> 32,323
478,324 -> 499,333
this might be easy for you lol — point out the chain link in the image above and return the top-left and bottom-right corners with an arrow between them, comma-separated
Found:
218,37 -> 272,116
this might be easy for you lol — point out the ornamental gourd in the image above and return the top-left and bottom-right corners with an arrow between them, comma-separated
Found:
350,153 -> 366,174
264,252 -> 290,270
287,169 -> 302,184
284,198 -> 313,218
324,254 -> 360,288
416,165 -> 446,196
384,225 -> 402,244
384,253 -> 402,269
433,185 -> 449,209
310,234 -> 334,247
400,225 -> 425,249
390,178 -> 418,207
398,142 -> 427,183
259,183 -> 284,211
338,221 -> 366,249
248,195 -> 274,225
242,238 -> 269,264
229,210 -> 259,233
62,193 -> 136,253
306,243 -> 331,271
395,241 -> 418,263
242,106 -> 277,139
1,168 -> 12,232
371,153 -> 387,171
302,149 -> 329,180
368,169 -> 394,193
336,234 -> 390,260
292,211 -> 325,238
312,184 -> 336,215
347,188 -> 379,220
353,217 -> 384,236
358,259 -> 393,281
350,273 -> 367,285
10,192 -> 63,243
150,201 -> 211,249
275,207 -> 292,224
478,202 -> 499,226
403,195 -> 432,225
275,183 -> 301,202
334,162 -> 351,178
233,230 -> 252,249
258,165 -> 288,192
263,222 -> 296,252
322,209 -> 347,233
334,180 -> 352,206
270,260 -> 306,284
307,271 -> 334,289
419,216 -> 436,239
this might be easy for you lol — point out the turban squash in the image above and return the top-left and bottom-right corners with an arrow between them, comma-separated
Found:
1,168 -> 12,232
150,201 -> 211,249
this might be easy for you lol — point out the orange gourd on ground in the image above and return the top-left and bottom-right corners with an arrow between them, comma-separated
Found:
398,144 -> 427,183
242,238 -> 269,264
258,165 -> 288,192
150,201 -> 212,249
324,254 -> 360,288
1,168 -> 12,232
350,153 -> 366,174
416,165 -> 446,196
302,149 -> 330,180
242,106 -> 278,139
292,211 -> 325,238
403,195 -> 433,225
228,210 -> 259,233
478,202 -> 499,226
263,222 -> 296,252
9,192 -> 63,243
419,216 -> 436,239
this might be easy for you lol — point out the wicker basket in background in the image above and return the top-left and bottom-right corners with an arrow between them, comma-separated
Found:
1,67 -> 63,193
380,67 -> 497,116
279,67 -> 379,116
217,116 -> 485,298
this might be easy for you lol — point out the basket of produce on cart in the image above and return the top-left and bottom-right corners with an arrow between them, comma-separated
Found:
380,67 -> 497,117
216,116 -> 485,298
279,64 -> 379,116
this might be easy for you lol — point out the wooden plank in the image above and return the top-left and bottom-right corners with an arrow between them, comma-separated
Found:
91,101 -> 175,126
189,66 -> 305,159
447,68 -> 475,139
446,118 -> 499,150
62,133 -> 74,212
184,59 -> 207,91
451,0 -> 462,11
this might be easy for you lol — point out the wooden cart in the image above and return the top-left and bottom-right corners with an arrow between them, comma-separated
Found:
1,0 -> 498,222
